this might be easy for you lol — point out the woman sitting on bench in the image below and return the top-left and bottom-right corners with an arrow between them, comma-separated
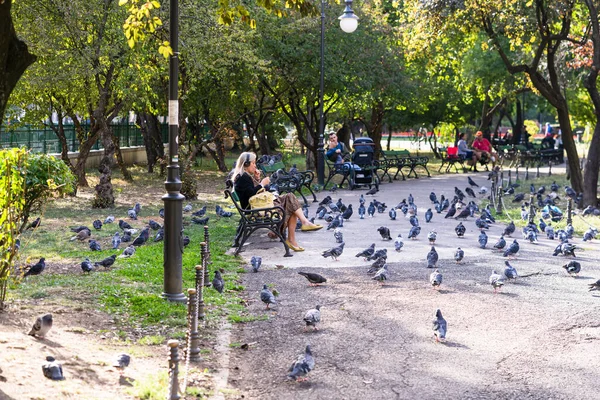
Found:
233,152 -> 322,252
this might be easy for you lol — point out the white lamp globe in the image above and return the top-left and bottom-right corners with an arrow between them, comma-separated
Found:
339,14 -> 358,33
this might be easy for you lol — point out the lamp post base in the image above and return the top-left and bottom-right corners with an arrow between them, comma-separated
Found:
161,292 -> 187,303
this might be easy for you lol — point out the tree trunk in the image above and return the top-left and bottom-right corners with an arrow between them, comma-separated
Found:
369,101 -> 385,158
0,1 -> 37,122
556,107 -> 583,193
138,111 -> 164,173
93,121 -> 115,208
583,123 -> 600,207
112,133 -> 133,182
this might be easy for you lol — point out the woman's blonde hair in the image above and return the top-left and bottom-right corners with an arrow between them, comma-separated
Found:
232,152 -> 257,181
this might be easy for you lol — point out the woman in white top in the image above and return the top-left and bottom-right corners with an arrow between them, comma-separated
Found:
457,133 -> 478,169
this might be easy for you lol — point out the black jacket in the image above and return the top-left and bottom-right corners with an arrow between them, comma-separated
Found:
234,173 -> 264,210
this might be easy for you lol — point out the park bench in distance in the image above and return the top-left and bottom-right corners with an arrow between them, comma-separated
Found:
257,161 -> 317,205
381,149 -> 431,179
437,146 -> 465,173
224,186 -> 292,257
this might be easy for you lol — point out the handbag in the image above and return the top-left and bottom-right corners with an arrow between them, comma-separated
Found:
249,188 -> 275,209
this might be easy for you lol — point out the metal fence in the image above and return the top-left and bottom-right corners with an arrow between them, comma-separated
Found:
0,123 -> 169,154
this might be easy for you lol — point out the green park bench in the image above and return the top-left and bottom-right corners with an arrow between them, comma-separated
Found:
258,161 -> 317,205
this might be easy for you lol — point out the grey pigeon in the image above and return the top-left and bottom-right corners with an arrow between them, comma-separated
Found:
503,240 -> 520,258
29,313 -> 53,337
250,256 -> 262,273
356,243 -> 375,260
465,187 -> 476,198
94,254 -> 116,269
192,205 -> 207,217
127,209 -> 137,220
444,204 -> 456,219
455,208 -> 470,220
394,234 -> 404,251
104,215 -> 115,224
118,220 -> 133,230
134,203 -> 141,215
183,203 -> 193,213
42,356 -> 64,380
183,235 -> 190,247
191,216 -> 209,225
425,208 -> 433,223
93,219 -> 102,230
70,225 -> 90,233
427,246 -> 438,268
367,248 -> 387,261
24,257 -> 46,277
433,309 -> 447,342
154,228 -> 164,242
408,225 -> 421,240
121,245 -> 136,258
26,217 -> 41,230
298,272 -> 327,286
504,260 -> 518,280
468,176 -> 479,187
333,228 -> 343,244
212,271 -> 224,293
366,187 -> 378,195
358,203 -> 366,219
148,220 -> 162,230
327,217 -> 340,231
288,345 -> 315,381
89,239 -> 102,251
513,193 -> 525,203
389,208 -> 397,220
430,269 -> 443,289
159,208 -> 165,218
81,257 -> 93,273
489,270 -> 505,293
372,264 -> 389,284
260,284 -> 276,309
427,230 -> 437,244
478,230 -> 488,249
322,242 -> 345,261
588,279 -> 600,292
367,257 -> 387,274
455,222 -> 466,237
377,226 -> 392,240
454,247 -> 464,263
493,236 -> 506,251
503,221 -> 516,237
113,353 -> 131,375
112,232 -> 121,249
341,204 -> 353,220
70,228 -> 91,241
563,260 -> 581,276
546,225 -> 555,240
367,202 -> 376,217
303,306 -> 321,331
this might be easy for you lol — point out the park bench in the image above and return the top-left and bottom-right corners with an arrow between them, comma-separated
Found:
437,147 -> 465,173
257,161 -> 317,205
224,186 -> 292,257
324,153 -> 352,189
382,150 -> 431,179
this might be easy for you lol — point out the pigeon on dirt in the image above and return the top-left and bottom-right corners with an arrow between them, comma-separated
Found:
113,353 -> 131,375
583,228 -> 598,242
154,228 -> 164,242
70,225 -> 90,233
133,203 -> 142,215
478,230 -> 488,249
341,204 -> 353,220
26,217 -> 41,230
42,356 -> 64,380
433,309 -> 447,342
444,204 -> 456,219
333,228 -> 343,244
127,209 -> 138,220
455,207 -> 470,220
503,239 -> 520,258
298,272 -> 327,286
303,306 -> 321,331
367,202 -> 376,217
504,260 -> 518,280
408,225 -> 421,240
159,208 -> 165,219
105,215 -> 115,224
545,225 -> 555,240
24,257 -> 46,277
554,242 -> 577,257
394,234 -> 404,251
423,208 -> 433,223
92,219 -> 102,230
588,279 -> 600,291
564,186 -> 577,200
260,284 -> 277,309
70,229 -> 91,241
367,248 -> 387,261
81,257 -> 93,273
94,254 -> 116,269
366,187 -> 378,195
322,242 -> 345,261
112,232 -> 121,249
212,271 -> 225,293
288,345 -> 315,381
389,208 -> 397,220
468,176 -> 479,187
118,220 -> 133,230
430,269 -> 443,289
120,245 -> 136,258
465,187 -> 476,198
250,256 -> 262,273
455,222 -> 466,238
427,246 -> 438,268
358,203 -> 366,219
489,270 -> 505,293
183,203 -> 193,213
562,260 -> 581,276
378,226 -> 392,241
372,264 -> 389,284
503,221 -> 516,237
427,230 -> 437,244
29,313 -> 53,337
367,257 -> 387,274
455,187 -> 465,201
493,235 -> 507,251
454,247 -> 464,263
148,220 -> 162,231
409,215 -> 419,227
475,217 -> 490,230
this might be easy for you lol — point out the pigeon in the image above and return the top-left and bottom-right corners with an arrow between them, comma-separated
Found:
70,225 -> 90,233
503,239 -> 520,258
118,220 -> 133,230
422,208 -> 432,223
475,217 -> 490,230
250,256 -> 262,273
298,272 -> 327,286
427,230 -> 437,244
489,270 -> 505,293
478,186 -> 488,194
26,217 -> 41,230
504,186 -> 515,195
563,260 -> 581,276
322,242 -> 345,260
583,228 -> 598,242
564,186 -> 577,200
70,228 -> 91,241
113,353 -> 131,375
24,257 -> 46,277
394,234 -> 404,251
565,224 -> 575,239
372,264 -> 388,284
454,247 -> 464,263
183,235 -> 190,247
465,187 -> 476,198
378,226 -> 392,240
468,176 -> 479,187
524,228 -> 538,243
341,204 -> 353,220
94,254 -> 116,269
367,202 -> 376,217
367,248 -> 388,261
455,208 -> 470,220
503,221 -> 516,237
119,245 -> 136,258
478,230 -> 488,249
430,269 -> 443,289
367,257 -> 387,274
92,219 -> 103,230
260,284 -> 276,309
389,208 -> 397,220
366,187 -> 378,195
333,228 -> 344,244
192,206 -> 207,217
42,356 -> 64,380
154,228 -> 164,242
546,225 -> 555,240
409,215 -> 419,228
588,279 -> 600,291
212,271 -> 225,293
127,209 -> 138,220
408,225 -> 421,240
326,217 -> 340,231
191,216 -> 209,225
520,206 -> 529,221
355,243 -> 376,260
303,305 -> 321,331
183,203 -> 193,213
358,203 -> 366,219
148,220 -> 162,231
427,246 -> 438,268
444,204 -> 456,219
433,309 -> 447,342
493,235 -> 506,251
159,208 -> 165,218
329,184 -> 338,193
550,181 -> 559,192
105,215 -> 115,224
538,218 -> 547,232
81,257 -> 93,273
513,193 -> 525,203
29,313 -> 53,337
560,243 -> 577,257
111,232 -> 121,249
133,202 -> 141,215
504,260 -> 518,280
455,187 -> 465,200
288,345 -> 315,381
455,222 -> 466,238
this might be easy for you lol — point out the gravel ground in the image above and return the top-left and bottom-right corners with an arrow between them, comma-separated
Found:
224,171 -> 600,400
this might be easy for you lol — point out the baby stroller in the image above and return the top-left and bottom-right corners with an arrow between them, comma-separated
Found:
348,137 -> 379,190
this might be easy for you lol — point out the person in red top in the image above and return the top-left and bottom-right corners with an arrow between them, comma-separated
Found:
472,131 -> 497,167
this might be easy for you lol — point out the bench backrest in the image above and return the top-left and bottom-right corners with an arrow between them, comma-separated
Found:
259,161 -> 286,174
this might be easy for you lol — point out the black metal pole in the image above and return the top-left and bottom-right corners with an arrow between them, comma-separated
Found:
317,0 -> 326,186
162,0 -> 186,303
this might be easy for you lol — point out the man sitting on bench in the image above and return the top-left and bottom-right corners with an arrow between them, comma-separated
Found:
472,131 -> 497,168
326,133 -> 360,172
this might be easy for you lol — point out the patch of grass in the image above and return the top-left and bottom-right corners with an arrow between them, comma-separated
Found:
127,370 -> 169,400
138,335 -> 166,346
228,313 -> 269,324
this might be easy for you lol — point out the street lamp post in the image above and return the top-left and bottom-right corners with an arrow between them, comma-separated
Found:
162,0 -> 186,303
316,0 -> 358,186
